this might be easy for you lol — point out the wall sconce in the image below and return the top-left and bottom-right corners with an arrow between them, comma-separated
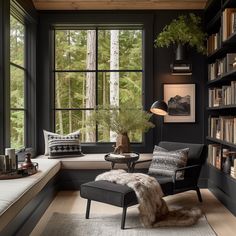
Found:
171,44 -> 192,75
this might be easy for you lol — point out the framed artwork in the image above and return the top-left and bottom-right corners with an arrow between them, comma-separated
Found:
163,84 -> 196,123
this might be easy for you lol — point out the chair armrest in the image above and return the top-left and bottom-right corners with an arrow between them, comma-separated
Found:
131,159 -> 152,171
173,164 -> 200,183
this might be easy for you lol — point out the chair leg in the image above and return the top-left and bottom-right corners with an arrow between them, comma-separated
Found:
121,206 -> 127,230
196,187 -> 202,202
86,199 -> 91,219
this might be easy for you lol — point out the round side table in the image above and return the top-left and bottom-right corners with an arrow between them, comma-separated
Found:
104,153 -> 139,173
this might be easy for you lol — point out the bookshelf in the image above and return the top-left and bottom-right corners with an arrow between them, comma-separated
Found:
206,0 -> 236,215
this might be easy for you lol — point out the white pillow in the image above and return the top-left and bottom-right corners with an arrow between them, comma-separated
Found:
43,130 -> 80,155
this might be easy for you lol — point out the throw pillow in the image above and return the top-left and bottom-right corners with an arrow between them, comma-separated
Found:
148,145 -> 189,180
48,137 -> 83,158
43,130 -> 81,156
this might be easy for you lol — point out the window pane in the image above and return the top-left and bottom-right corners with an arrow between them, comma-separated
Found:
10,15 -> 24,67
55,110 -> 96,142
10,65 -> 24,108
10,110 -> 24,149
55,30 -> 96,70
55,72 -> 96,109
98,29 -> 142,70
98,72 -> 142,106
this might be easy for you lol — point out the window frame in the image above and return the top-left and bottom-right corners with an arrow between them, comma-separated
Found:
1,0 -> 37,152
53,27 -> 144,143
37,12 -> 154,153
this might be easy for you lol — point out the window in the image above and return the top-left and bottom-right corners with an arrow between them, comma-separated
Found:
54,28 -> 143,143
10,15 -> 26,149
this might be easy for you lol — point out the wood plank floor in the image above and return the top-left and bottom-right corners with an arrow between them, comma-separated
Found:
30,189 -> 236,236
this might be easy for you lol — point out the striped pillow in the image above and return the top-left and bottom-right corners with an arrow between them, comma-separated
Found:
148,146 -> 189,180
48,133 -> 83,158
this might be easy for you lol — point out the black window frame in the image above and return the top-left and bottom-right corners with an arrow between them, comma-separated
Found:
37,12 -> 154,153
0,0 -> 37,152
53,27 -> 144,143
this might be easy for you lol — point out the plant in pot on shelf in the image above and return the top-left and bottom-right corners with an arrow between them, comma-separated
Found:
86,102 -> 154,154
154,13 -> 207,61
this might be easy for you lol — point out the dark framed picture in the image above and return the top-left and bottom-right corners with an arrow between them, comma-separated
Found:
163,84 -> 196,123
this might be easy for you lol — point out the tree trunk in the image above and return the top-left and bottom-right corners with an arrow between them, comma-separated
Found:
68,31 -> 72,133
56,85 -> 63,134
110,30 -> 119,142
85,30 -> 96,142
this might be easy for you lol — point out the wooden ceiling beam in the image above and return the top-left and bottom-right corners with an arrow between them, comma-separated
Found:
32,1 -> 207,10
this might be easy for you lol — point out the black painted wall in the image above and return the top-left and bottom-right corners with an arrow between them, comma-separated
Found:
36,10 -> 206,154
153,10 -> 206,145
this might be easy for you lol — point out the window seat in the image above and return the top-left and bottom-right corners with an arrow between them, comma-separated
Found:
0,159 -> 61,233
36,153 -> 152,170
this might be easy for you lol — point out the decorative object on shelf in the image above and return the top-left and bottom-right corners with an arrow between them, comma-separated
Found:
154,13 -> 206,75
86,101 -> 154,154
163,84 -> 196,123
223,156 -> 231,174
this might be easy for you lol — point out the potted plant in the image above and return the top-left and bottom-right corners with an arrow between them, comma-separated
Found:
154,13 -> 207,58
86,102 -> 154,153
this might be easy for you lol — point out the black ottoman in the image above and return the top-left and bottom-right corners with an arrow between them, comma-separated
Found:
80,180 -> 138,229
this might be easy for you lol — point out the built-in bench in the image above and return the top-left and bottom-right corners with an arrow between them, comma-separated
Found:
0,153 -> 152,236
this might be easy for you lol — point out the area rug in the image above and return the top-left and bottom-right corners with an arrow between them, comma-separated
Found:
41,212 -> 217,236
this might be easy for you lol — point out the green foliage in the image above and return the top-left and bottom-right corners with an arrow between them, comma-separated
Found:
86,101 -> 155,135
154,13 -> 207,54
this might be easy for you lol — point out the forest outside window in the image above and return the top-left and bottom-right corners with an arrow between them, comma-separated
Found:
10,15 -> 26,149
54,28 -> 143,143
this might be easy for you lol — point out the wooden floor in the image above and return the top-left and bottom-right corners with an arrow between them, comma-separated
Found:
30,189 -> 236,236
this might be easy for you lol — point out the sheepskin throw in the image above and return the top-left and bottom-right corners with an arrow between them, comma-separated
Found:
96,169 -> 202,227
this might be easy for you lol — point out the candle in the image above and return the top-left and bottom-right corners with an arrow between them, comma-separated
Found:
5,148 -> 17,170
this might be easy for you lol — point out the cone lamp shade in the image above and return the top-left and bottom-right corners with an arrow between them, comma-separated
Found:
150,100 -> 168,116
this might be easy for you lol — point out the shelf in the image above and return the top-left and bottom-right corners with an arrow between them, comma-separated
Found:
207,105 -> 236,110
206,11 -> 221,33
207,69 -> 236,86
208,163 -> 236,183
206,136 -> 236,148
223,32 -> 236,44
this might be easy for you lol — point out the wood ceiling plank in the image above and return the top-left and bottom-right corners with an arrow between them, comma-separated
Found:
32,1 -> 207,10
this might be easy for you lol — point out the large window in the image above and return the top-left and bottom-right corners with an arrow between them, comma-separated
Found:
54,28 -> 143,143
10,15 -> 26,149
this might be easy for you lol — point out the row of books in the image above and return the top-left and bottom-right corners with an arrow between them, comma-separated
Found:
207,8 -> 236,55
208,81 -> 236,107
222,8 -> 236,41
208,144 -> 222,169
208,53 -> 236,80
208,145 -> 236,177
208,116 -> 236,144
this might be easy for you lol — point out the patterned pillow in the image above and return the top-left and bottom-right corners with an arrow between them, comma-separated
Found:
48,137 -> 83,158
43,130 -> 80,155
148,145 -> 189,180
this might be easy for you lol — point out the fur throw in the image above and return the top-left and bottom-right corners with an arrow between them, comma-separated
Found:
96,169 -> 202,227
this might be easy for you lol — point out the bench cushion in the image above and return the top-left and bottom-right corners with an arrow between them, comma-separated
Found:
0,159 -> 61,231
80,180 -> 138,207
37,153 -> 152,170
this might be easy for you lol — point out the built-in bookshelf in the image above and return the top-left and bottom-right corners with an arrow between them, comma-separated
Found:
206,0 -> 236,190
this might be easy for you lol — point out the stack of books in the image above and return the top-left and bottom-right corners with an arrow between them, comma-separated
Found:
207,31 -> 222,55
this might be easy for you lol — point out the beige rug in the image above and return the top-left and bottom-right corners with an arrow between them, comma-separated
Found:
41,212 -> 217,236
